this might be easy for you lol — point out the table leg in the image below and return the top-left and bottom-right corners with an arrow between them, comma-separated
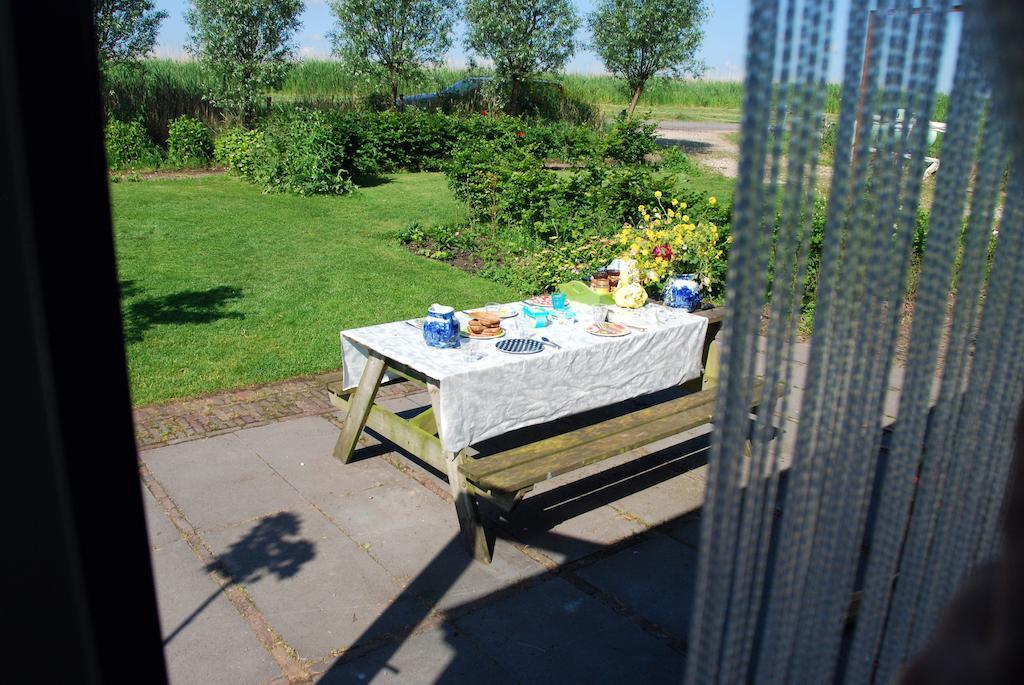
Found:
426,381 -> 492,563
333,352 -> 387,464
446,450 -> 492,564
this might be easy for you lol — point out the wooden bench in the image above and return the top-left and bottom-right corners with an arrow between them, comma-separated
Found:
461,378 -> 766,505
330,308 -> 775,564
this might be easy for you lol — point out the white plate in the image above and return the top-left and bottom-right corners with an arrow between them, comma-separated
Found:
466,307 -> 519,319
586,322 -> 631,337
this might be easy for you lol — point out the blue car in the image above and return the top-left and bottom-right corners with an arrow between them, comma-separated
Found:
401,77 -> 563,110
401,77 -> 491,109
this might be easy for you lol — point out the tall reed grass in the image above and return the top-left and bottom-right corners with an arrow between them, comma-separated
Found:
103,60 -> 222,143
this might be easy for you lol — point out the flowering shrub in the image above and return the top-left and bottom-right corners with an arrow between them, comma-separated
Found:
616,191 -> 729,297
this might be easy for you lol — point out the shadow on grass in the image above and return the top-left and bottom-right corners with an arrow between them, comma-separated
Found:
120,281 -> 244,343
352,174 -> 393,189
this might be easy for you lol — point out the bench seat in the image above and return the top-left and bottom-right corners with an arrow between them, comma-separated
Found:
460,380 -> 766,496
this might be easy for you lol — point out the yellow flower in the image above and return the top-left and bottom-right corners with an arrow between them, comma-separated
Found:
654,190 -> 662,198
680,202 -> 687,209
726,235 -> 734,244
638,204 -> 646,213
681,215 -> 690,222
708,196 -> 717,205
671,198 -> 679,206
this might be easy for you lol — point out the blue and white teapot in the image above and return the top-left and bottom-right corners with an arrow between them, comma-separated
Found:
663,274 -> 702,312
423,304 -> 461,348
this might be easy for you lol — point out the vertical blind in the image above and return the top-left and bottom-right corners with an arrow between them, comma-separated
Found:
686,0 -> 1024,682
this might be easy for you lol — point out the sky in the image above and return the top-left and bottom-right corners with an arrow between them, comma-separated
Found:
152,0 -> 959,92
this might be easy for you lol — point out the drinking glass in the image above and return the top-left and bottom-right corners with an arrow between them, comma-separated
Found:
551,292 -> 568,309
485,302 -> 501,316
461,338 -> 483,362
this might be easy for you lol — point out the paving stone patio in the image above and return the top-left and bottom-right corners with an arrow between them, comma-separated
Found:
137,341 -> 902,684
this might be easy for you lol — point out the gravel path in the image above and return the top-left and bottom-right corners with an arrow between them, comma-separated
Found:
656,120 -> 741,177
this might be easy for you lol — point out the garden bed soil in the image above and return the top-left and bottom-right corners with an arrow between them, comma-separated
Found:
112,167 -> 227,181
406,237 -> 488,274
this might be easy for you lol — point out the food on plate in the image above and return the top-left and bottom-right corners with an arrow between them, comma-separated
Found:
467,314 -> 502,337
586,322 -> 630,336
526,294 -> 553,307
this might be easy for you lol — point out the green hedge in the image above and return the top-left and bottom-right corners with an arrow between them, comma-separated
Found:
167,116 -> 213,166
214,107 -> 610,195
444,139 -> 671,239
105,118 -> 162,170
252,108 -> 356,195
214,128 -> 263,178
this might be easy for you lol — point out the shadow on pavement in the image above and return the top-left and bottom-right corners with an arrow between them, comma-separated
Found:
314,433 -> 716,683
163,511 -> 315,646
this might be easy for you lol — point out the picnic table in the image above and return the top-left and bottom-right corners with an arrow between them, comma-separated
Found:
329,303 -> 737,563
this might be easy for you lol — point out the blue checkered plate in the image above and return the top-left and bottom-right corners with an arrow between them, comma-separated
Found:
495,338 -> 544,355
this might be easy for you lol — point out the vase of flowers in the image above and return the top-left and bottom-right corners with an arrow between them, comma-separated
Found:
615,190 -> 725,304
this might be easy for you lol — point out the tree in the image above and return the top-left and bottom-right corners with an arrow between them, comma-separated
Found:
464,0 -> 579,115
589,0 -> 708,116
92,0 -> 168,67
186,0 -> 303,126
329,0 -> 457,107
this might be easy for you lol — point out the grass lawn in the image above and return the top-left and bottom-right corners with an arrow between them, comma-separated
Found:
112,172 -> 523,406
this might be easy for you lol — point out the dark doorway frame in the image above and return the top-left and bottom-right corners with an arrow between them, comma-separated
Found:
2,2 -> 167,682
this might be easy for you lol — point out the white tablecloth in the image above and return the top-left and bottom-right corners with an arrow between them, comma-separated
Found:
341,303 -> 709,454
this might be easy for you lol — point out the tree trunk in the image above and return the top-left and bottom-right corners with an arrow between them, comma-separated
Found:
509,77 -> 523,116
242,101 -> 255,129
627,81 -> 646,116
391,79 -> 399,110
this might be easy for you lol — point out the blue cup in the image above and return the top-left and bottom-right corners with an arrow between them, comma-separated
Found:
552,292 -> 568,309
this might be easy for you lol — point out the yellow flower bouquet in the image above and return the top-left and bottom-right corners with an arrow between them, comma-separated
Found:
616,193 -> 725,295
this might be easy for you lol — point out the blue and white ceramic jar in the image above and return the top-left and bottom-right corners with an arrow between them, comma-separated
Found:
663,274 -> 702,312
423,304 -> 460,348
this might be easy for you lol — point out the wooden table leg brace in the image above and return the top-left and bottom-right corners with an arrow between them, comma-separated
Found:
330,357 -> 493,563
